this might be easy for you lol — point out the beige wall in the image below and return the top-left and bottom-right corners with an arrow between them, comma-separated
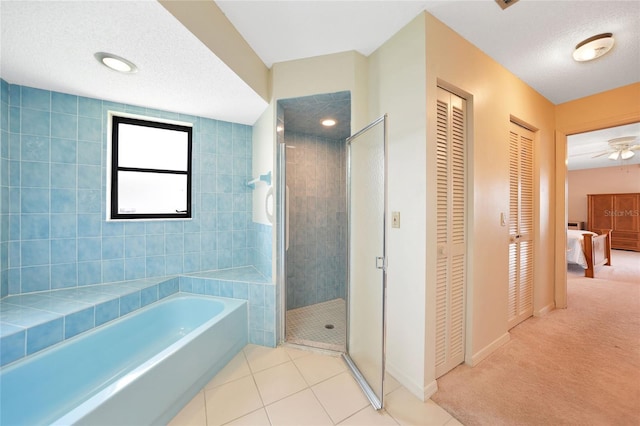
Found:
424,12 -> 556,384
568,165 -> 640,226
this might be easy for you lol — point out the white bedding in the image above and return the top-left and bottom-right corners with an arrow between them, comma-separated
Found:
567,229 -> 598,268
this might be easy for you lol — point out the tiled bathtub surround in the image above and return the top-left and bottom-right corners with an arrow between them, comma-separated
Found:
285,131 -> 347,310
0,266 -> 274,366
0,80 -> 269,295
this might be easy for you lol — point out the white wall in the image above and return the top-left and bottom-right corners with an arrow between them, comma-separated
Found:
368,15 -> 429,399
251,103 -> 275,225
568,164 -> 640,225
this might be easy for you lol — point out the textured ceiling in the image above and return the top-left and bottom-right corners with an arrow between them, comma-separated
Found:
1,0 -> 638,169
279,92 -> 351,140
567,123 -> 640,171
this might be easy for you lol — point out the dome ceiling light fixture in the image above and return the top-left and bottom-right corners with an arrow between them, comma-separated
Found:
321,118 -> 337,127
572,33 -> 615,62
94,52 -> 138,74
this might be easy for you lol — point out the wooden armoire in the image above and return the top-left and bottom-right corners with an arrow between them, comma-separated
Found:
587,193 -> 640,252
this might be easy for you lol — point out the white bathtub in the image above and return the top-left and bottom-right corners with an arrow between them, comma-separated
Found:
0,293 -> 248,425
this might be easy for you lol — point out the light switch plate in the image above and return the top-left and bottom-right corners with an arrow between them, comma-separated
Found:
392,211 -> 400,228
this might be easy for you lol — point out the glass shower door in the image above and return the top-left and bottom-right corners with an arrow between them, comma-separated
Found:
343,115 -> 387,410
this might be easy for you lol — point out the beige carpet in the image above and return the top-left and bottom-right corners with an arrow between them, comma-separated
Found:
432,250 -> 640,426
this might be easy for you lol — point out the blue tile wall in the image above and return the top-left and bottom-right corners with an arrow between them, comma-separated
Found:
284,132 -> 346,310
1,81 -> 266,295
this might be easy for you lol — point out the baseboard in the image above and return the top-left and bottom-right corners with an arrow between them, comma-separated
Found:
386,362 -> 434,402
470,332 -> 510,366
535,302 -> 554,317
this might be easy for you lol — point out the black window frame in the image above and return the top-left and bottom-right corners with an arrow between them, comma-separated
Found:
110,115 -> 193,220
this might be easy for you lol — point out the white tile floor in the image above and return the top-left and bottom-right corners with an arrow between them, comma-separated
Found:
169,344 -> 463,426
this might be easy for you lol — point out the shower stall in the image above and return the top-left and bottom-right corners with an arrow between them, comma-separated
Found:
276,91 -> 388,408
277,92 -> 350,352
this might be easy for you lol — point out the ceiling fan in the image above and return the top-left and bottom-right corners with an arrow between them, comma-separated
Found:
591,136 -> 640,160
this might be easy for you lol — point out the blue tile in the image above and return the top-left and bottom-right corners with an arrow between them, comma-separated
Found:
218,249 -> 232,269
217,155 -> 233,175
51,139 -> 77,164
145,222 -> 165,235
51,92 -> 78,115
201,232 -> 217,251
21,240 -> 49,266
51,163 -> 77,188
78,141 -> 101,166
165,254 -> 183,275
200,212 -> 216,231
21,188 -> 49,213
217,127 -> 232,155
201,193 -> 217,212
51,263 -> 77,289
220,280 -> 233,298
146,256 -> 165,277
50,214 -> 76,238
9,241 -> 20,268
125,235 -> 145,258
184,233 -> 200,253
9,161 -> 20,187
50,188 -> 76,213
216,174 -> 233,193
64,307 -> 94,338
78,116 -> 101,142
95,299 -> 119,326
119,292 -> 140,316
164,234 -> 184,255
201,251 -> 218,271
77,261 -> 101,286
78,238 -> 101,261
21,265 -> 50,292
102,222 -> 124,237
191,279 -> 206,294
21,214 -> 49,239
233,193 -> 247,212
232,249 -> 249,267
21,161 -> 49,187
179,276 -> 193,293
184,253 -> 200,273
217,194 -> 232,212
125,257 -> 146,280
217,213 -> 233,231
125,222 -> 146,236
233,230 -> 247,249
0,328 -> 25,366
21,87 -> 50,110
233,282 -> 249,300
9,106 -> 20,133
159,279 -> 179,298
146,234 -> 164,256
141,285 -> 159,307
103,259 -> 124,283
78,165 -> 101,189
78,97 -> 102,118
9,133 -> 20,160
21,108 -> 50,137
249,329 -> 265,346
77,190 -> 101,213
249,305 -> 264,331
78,214 -> 101,237
102,236 -> 124,259
249,284 -> 265,307
27,318 -> 63,355
51,113 -> 78,139
21,135 -> 50,162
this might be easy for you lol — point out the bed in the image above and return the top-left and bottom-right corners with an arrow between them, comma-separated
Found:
567,228 -> 612,278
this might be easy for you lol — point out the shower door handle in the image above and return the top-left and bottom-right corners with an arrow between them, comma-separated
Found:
376,256 -> 386,271
286,185 -> 290,251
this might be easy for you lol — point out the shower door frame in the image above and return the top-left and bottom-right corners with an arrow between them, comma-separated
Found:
343,114 -> 388,410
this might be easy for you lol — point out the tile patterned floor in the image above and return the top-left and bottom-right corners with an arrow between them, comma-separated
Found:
286,299 -> 346,351
169,344 -> 463,426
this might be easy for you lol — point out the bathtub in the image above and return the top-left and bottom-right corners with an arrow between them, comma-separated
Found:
0,294 -> 248,425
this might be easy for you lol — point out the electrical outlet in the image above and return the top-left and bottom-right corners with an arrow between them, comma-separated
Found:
392,211 -> 400,228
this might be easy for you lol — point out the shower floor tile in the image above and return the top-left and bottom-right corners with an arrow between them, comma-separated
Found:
286,298 -> 346,351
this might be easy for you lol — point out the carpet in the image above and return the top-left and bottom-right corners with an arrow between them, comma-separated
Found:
432,250 -> 640,426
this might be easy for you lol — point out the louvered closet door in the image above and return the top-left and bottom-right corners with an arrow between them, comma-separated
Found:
435,88 -> 467,378
507,122 -> 534,330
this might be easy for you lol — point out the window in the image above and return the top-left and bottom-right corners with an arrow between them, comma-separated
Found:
109,114 -> 193,220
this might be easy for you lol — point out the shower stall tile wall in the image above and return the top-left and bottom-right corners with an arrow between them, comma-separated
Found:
0,81 -> 272,296
285,131 -> 346,310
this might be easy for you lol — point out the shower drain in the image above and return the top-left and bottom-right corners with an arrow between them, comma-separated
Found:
324,324 -> 335,330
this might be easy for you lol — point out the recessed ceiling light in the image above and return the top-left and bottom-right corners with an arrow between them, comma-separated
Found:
572,33 -> 614,62
95,52 -> 138,74
321,119 -> 336,127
